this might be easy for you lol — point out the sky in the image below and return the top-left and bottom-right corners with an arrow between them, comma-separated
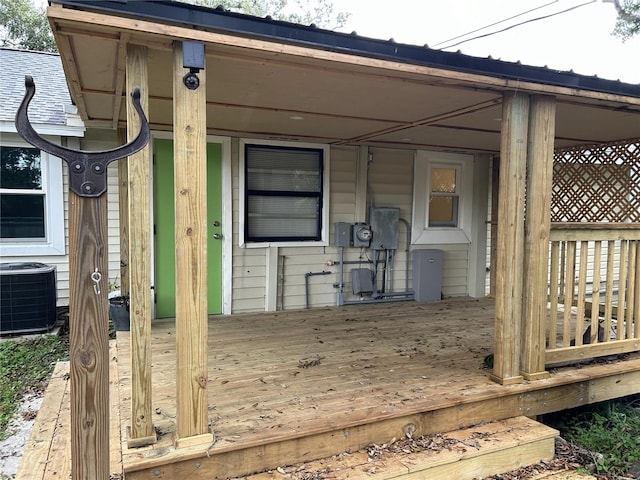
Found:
36,0 -> 640,84
330,0 -> 640,84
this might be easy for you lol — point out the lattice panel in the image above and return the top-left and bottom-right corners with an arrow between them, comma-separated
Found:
552,140 -> 640,223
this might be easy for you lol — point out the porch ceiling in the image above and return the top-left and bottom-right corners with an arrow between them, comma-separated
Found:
46,2 -> 640,154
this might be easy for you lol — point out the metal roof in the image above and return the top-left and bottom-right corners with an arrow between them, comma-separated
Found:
52,0 -> 640,98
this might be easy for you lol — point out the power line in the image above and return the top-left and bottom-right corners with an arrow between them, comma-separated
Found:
436,0 -> 597,50
432,1 -> 559,48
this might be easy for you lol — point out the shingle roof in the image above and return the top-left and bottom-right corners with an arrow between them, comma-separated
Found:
0,48 -> 72,126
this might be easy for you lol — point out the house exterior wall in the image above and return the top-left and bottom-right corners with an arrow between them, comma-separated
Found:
11,130 -> 486,311
228,141 -> 483,313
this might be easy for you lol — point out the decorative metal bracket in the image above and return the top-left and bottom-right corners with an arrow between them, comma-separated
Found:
15,75 -> 150,197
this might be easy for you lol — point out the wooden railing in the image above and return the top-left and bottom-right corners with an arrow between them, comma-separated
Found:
547,223 -> 640,365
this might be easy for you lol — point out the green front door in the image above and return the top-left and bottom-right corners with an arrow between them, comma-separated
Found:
154,138 -> 223,317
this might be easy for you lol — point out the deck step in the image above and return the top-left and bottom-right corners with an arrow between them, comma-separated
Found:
243,416 -> 558,480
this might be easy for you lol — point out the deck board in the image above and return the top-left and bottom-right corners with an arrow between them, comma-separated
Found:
119,299 -> 493,453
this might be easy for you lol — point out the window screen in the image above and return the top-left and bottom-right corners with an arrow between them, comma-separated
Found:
245,145 -> 323,242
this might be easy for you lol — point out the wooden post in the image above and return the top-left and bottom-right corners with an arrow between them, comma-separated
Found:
126,44 -> 156,446
173,41 -> 212,447
491,91 -> 529,385
68,192 -> 110,479
521,94 -> 556,380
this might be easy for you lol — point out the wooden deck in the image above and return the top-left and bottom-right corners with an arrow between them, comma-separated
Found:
18,297 -> 640,479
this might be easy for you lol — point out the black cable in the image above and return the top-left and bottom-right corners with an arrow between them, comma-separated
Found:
437,0 -> 597,50
432,0 -> 559,48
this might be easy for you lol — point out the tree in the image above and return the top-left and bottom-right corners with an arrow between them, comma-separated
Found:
0,0 -> 56,52
185,0 -> 350,30
611,0 -> 640,40
0,0 -> 348,54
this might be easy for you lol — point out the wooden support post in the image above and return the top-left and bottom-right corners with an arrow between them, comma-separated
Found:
521,94 -> 556,380
492,91 -> 529,385
126,44 -> 156,446
173,41 -> 212,447
68,192 -> 110,479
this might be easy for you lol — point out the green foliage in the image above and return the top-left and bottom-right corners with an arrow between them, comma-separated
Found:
0,336 -> 68,440
185,0 -> 350,29
612,0 -> 640,40
550,397 -> 640,476
0,0 -> 56,52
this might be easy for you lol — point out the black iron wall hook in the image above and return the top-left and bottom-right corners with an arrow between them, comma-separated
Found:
15,75 -> 150,197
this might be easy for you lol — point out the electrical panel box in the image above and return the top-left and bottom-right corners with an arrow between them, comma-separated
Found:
370,207 -> 400,250
351,268 -> 373,294
334,222 -> 351,247
351,223 -> 372,248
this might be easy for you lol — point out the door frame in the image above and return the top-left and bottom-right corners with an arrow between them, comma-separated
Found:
150,131 -> 232,315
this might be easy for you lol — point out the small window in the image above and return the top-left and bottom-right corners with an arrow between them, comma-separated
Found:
429,167 -> 460,227
244,144 -> 324,242
0,147 -> 46,239
412,151 -> 473,245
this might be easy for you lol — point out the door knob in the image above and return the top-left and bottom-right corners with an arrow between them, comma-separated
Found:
213,221 -> 220,227
213,233 -> 222,240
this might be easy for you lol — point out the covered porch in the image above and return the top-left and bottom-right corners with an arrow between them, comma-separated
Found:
30,0 -> 640,477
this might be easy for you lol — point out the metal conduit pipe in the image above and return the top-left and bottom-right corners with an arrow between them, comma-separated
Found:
305,271 -> 332,309
279,255 -> 286,311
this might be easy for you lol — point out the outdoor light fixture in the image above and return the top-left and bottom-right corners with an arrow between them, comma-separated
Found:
182,41 -> 205,90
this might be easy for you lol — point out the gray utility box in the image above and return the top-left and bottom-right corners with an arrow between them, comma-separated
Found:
334,222 -> 351,247
352,268 -> 373,294
370,207 -> 399,250
413,249 -> 443,302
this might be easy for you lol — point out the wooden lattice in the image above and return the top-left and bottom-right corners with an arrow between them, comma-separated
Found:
552,139 -> 640,223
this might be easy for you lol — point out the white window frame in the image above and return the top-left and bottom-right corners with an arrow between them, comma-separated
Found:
0,135 -> 65,256
412,150 -> 473,245
239,138 -> 330,248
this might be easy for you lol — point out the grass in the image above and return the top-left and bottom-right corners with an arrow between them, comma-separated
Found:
0,335 -> 68,440
544,394 -> 640,478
